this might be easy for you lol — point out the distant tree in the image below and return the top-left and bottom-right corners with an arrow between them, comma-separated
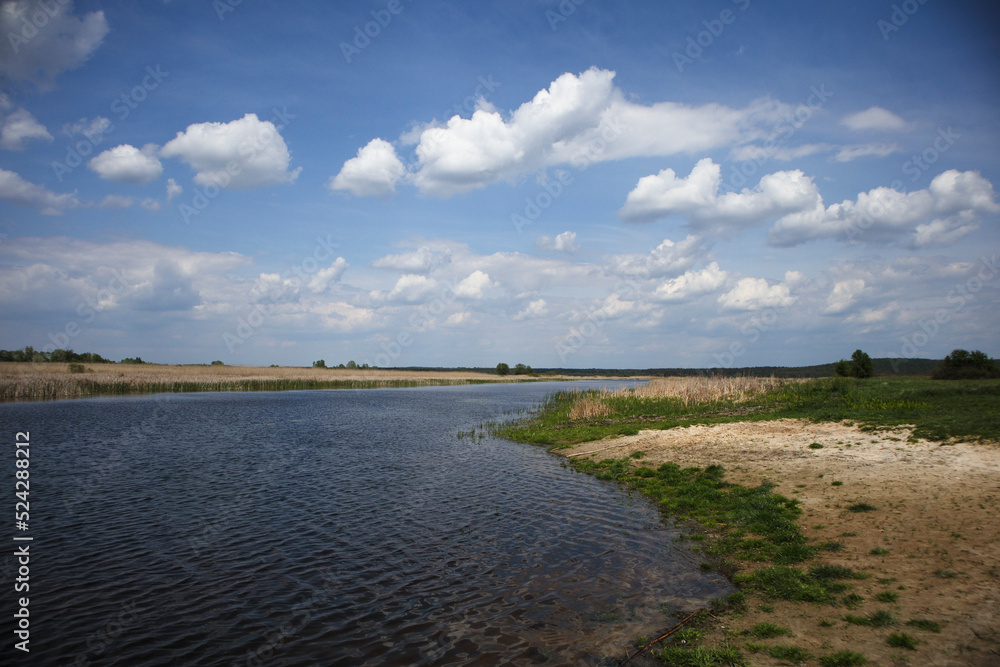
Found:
346,360 -> 358,369
513,363 -> 528,375
337,363 -> 346,369
496,362 -> 510,376
850,349 -> 875,378
120,357 -> 145,364
211,360 -> 224,366
313,359 -> 326,368
933,349 -> 1000,379
834,359 -> 851,377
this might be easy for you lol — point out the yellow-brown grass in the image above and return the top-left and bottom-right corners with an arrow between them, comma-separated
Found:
565,375 -> 791,420
0,363 -> 530,402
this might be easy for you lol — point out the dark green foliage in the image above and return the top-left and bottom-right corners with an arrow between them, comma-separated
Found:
512,362 -> 534,375
848,503 -> 877,513
312,359 -> 326,368
886,632 -> 919,650
933,349 -> 1000,380
875,591 -> 898,603
496,362 -> 509,376
819,650 -> 867,667
851,350 -> 875,378
120,356 -> 145,364
842,593 -> 864,610
0,347 -> 111,363
211,360 -> 224,365
845,610 -> 895,627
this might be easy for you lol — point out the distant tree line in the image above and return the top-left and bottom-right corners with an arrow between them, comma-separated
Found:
0,347 -> 112,364
932,349 -> 999,380
496,362 -> 534,376
313,359 -> 372,369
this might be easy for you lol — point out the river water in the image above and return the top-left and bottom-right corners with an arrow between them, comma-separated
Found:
1,382 -> 732,666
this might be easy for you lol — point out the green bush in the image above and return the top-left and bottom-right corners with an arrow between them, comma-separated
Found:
933,349 -> 1000,380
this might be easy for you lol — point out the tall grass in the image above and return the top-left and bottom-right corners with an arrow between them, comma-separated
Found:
0,363 -> 526,402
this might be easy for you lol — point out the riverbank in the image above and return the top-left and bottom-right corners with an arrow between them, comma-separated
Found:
564,420 -> 1000,666
499,377 -> 1000,666
0,363 -> 607,402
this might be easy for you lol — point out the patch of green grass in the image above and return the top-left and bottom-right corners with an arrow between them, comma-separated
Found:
934,569 -> 958,579
673,627 -> 706,644
819,619 -> 836,628
831,480 -> 844,486
819,650 -> 867,667
809,442 -> 824,449
886,632 -> 919,650
842,593 -> 864,610
736,566 -> 851,603
875,591 -> 899,603
845,610 -> 896,627
747,622 -> 792,639
767,645 -> 813,662
906,619 -> 942,633
869,547 -> 889,555
656,643 -> 747,666
847,502 -> 877,513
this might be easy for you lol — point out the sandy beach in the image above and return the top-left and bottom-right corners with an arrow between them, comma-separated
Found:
561,419 -> 1000,666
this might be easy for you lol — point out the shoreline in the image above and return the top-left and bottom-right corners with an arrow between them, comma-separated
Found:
0,363 -> 633,403
560,419 -> 1000,666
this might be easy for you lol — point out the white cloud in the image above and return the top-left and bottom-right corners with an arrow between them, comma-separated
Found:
140,198 -> 161,212
341,68 -> 795,198
717,276 -> 795,312
89,144 -> 163,184
0,108 -> 51,150
822,279 -> 866,315
97,194 -> 133,209
160,113 -> 301,189
833,143 -> 900,162
454,270 -> 497,299
307,257 -> 348,293
654,262 -> 727,302
729,143 -> 831,162
605,234 -> 707,278
444,311 -> 471,326
619,158 -> 820,232
0,1 -> 108,87
536,231 -> 580,253
0,168 -> 79,214
165,178 -> 182,202
387,274 -> 439,302
372,246 -> 451,272
63,116 -> 111,139
768,169 -> 1000,246
841,106 -> 909,132
514,298 -> 549,320
328,138 -> 406,197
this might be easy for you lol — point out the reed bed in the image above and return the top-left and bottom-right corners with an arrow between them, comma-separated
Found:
566,375 -> 791,420
0,363 -> 523,402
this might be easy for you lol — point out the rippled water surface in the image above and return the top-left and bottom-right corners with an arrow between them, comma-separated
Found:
2,382 -> 732,666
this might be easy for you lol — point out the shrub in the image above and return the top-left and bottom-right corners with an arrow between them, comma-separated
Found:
496,362 -> 510,376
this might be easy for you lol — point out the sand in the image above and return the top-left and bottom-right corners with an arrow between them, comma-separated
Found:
560,419 -> 1000,666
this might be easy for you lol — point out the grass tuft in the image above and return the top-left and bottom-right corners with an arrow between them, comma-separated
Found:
886,632 -> 919,650
819,650 -> 867,667
906,619 -> 942,633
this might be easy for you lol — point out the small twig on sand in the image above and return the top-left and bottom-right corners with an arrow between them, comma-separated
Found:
620,608 -> 702,664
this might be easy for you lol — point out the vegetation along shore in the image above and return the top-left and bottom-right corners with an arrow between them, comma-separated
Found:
499,373 -> 1000,666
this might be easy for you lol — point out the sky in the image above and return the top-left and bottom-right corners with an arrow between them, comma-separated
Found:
0,0 -> 998,369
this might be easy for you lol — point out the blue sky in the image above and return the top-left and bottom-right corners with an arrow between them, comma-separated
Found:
0,0 -> 998,368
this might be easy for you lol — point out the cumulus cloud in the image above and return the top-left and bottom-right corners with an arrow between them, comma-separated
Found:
654,262 -> 727,302
0,168 -> 79,214
833,143 -> 900,162
605,234 -> 707,278
822,278 -> 866,315
387,274 -> 439,302
307,257 -> 348,293
97,194 -> 133,209
140,198 -> 161,212
0,1 -> 109,87
0,108 -> 51,149
160,113 -> 301,189
372,246 -> 451,272
619,158 -> 820,232
454,270 -> 497,299
728,143 -> 831,162
337,67 -> 795,198
536,231 -> 580,253
717,275 -> 796,312
841,106 -> 909,132
165,178 -> 182,202
514,298 -> 549,320
89,144 -> 163,184
328,138 -> 406,197
768,169 -> 999,247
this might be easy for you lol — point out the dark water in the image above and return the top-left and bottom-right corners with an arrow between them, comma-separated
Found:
1,382 -> 732,666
